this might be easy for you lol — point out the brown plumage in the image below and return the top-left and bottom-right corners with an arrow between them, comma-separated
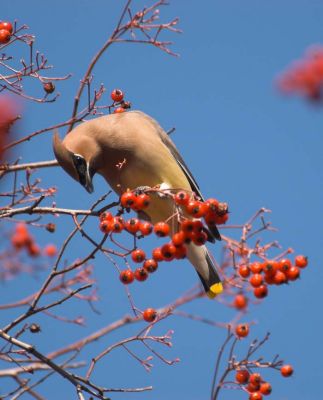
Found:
53,110 -> 223,298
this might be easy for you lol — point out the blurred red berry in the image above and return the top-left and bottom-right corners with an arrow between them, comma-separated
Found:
134,193 -> 150,210
186,200 -> 208,218
174,244 -> 187,259
152,247 -> 164,262
0,29 -> 11,44
43,82 -> 55,94
192,231 -> 208,246
27,243 -> 41,257
262,260 -> 278,276
139,221 -> 153,236
174,190 -> 190,206
295,255 -> 308,268
250,262 -> 263,274
110,217 -> 124,233
234,294 -> 248,310
249,273 -> 263,288
99,220 -> 112,234
247,383 -> 260,393
131,249 -> 146,263
111,89 -> 124,102
278,258 -> 292,272
238,264 -> 251,278
235,323 -> 249,338
172,231 -> 186,246
44,244 -> 57,257
260,382 -> 272,395
286,266 -> 300,281
143,259 -> 158,273
249,393 -> 263,400
273,270 -> 287,285
154,221 -> 170,237
120,191 -> 136,208
99,211 -> 113,222
134,267 -> 148,282
250,373 -> 262,385
161,243 -> 176,261
119,270 -> 134,284
235,369 -> 250,384
143,308 -> 157,322
125,218 -> 141,234
0,21 -> 13,33
281,364 -> 293,377
205,198 -> 219,213
180,219 -> 195,234
253,284 -> 268,299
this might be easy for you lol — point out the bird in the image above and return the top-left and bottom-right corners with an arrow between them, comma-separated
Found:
53,110 -> 223,298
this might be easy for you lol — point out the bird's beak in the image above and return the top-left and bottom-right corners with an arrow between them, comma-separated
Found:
85,165 -> 94,193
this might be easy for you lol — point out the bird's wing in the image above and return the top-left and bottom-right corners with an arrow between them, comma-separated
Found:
156,126 -> 204,201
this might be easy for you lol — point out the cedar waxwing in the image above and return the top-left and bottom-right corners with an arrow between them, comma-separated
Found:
53,111 -> 223,298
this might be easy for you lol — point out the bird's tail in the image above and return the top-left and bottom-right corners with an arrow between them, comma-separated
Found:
186,244 -> 223,298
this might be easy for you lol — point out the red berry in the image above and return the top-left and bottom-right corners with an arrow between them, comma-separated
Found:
99,220 -> 112,234
278,258 -> 292,272
143,259 -> 158,273
139,221 -> 153,236
205,198 -> 219,213
110,217 -> 124,233
295,255 -> 308,268
192,231 -> 208,246
249,273 -> 263,288
114,107 -> 125,113
111,89 -> 124,102
152,247 -> 164,262
134,267 -> 148,281
0,29 -> 11,44
250,373 -> 262,385
125,218 -> 141,234
249,393 -> 263,400
154,222 -> 170,237
186,200 -> 208,218
246,383 -> 260,393
262,260 -> 279,277
172,231 -> 186,247
143,308 -> 157,322
286,266 -> 300,281
260,382 -> 272,395
27,243 -> 41,257
273,270 -> 287,285
99,211 -> 113,222
174,191 -> 191,206
234,294 -> 248,310
281,364 -> 293,377
238,264 -> 251,278
134,193 -> 150,210
253,284 -> 268,299
120,191 -> 136,208
235,323 -> 249,338
131,249 -> 146,263
174,244 -> 187,259
250,262 -> 263,274
119,269 -> 134,284
0,21 -> 13,34
43,82 -> 55,94
235,369 -> 250,384
44,244 -> 57,257
161,243 -> 176,261
180,219 -> 195,234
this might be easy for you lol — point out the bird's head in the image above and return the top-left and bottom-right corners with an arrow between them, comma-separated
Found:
53,130 -> 99,193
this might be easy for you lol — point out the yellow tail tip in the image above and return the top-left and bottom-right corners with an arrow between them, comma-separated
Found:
207,282 -> 223,299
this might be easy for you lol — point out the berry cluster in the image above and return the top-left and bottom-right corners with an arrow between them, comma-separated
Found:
110,88 -> 131,114
235,365 -> 293,400
235,256 -> 308,305
11,223 -> 57,258
99,190 -> 229,287
278,46 -> 323,101
0,21 -> 13,45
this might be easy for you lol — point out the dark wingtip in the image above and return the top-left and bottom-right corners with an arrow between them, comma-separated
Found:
207,224 -> 222,241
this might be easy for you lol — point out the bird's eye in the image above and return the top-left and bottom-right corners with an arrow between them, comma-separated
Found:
73,155 -> 84,166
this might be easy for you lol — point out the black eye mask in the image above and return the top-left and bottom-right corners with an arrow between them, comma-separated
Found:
73,155 -> 87,186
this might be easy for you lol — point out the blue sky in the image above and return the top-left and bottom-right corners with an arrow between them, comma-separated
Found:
1,1 -> 323,399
